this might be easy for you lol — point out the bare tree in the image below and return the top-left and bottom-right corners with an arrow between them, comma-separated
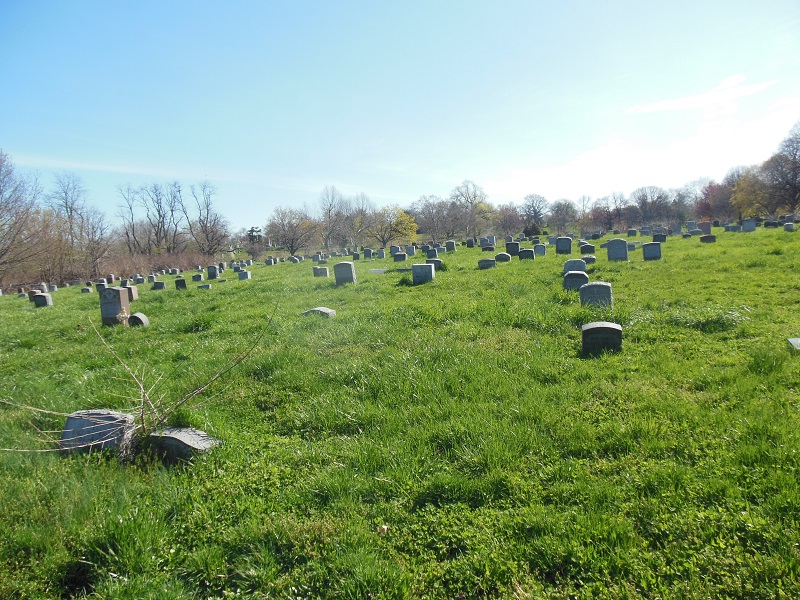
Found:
548,199 -> 577,233
318,185 -> 346,251
411,195 -> 449,243
181,181 -> 230,256
630,186 -> 669,224
266,207 -> 319,256
370,205 -> 417,247
0,151 -> 43,284
522,194 -> 549,230
494,203 -> 523,236
340,192 -> 375,248
450,180 -> 488,238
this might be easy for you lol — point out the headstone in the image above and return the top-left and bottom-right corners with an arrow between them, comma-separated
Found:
129,312 -> 149,327
198,284 -> 212,290
482,245 -> 495,252
627,229 -> 637,237
124,285 -> 139,302
446,240 -> 457,252
393,252 -> 407,262
582,255 -> 596,264
698,222 -> 712,235
313,266 -> 329,277
700,235 -> 716,243
208,265 -> 219,279
426,259 -> 443,270
81,287 -> 92,293
785,223 -> 794,232
578,243 -> 595,254
652,234 -> 667,243
192,273 -> 204,282
368,268 -> 387,274
377,249 -> 386,259
27,290 -> 39,301
32,293 -> 53,307
519,248 -> 535,260
495,252 -> 512,262
152,281 -> 166,290
60,409 -> 135,453
147,275 -> 156,283
686,221 -> 697,232
506,235 -> 514,243
582,322 -> 622,355
48,284 -> 58,292
534,244 -> 546,256
134,276 -> 145,284
555,237 -> 572,254
289,256 -> 300,264
427,248 -> 439,259
405,245 -> 416,256
563,271 -> 590,290
412,263 -> 435,285
363,248 -> 373,259
175,278 -> 187,290
788,338 -> 800,352
563,259 -> 586,273
146,427 -> 220,463
100,286 -> 130,326
642,242 -> 662,261
238,271 -> 252,280
505,242 -> 521,256
606,238 -> 629,261
466,239 -> 475,248
334,261 -> 357,285
478,259 -> 497,269
390,245 -> 401,256
579,282 -> 612,307
303,307 -> 336,318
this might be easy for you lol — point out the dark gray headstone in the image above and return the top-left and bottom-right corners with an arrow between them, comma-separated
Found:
129,312 -> 149,327
334,261 -> 357,284
412,263 -> 435,284
175,278 -> 187,290
642,242 -> 662,261
478,259 -> 496,269
100,287 -> 130,326
519,248 -> 535,260
582,322 -> 622,355
555,237 -> 572,254
579,282 -> 613,307
495,252 -> 512,262
563,271 -> 589,290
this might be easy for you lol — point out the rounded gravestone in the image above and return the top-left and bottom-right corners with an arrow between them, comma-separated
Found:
581,322 -> 622,355
129,312 -> 150,327
495,252 -> 512,262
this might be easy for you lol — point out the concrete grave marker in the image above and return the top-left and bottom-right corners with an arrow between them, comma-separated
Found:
505,242 -> 520,256
555,237 -> 572,254
60,409 -> 135,453
192,273 -> 204,282
146,427 -> 220,463
412,263 -> 435,284
495,252 -> 512,262
100,287 -> 130,326
334,261 -> 357,284
642,242 -> 662,261
582,322 -> 622,355
426,259 -> 443,270
579,282 -> 612,307
519,248 -> 535,260
446,240 -> 457,252
152,281 -> 166,290
32,293 -> 53,307
606,238 -> 629,261
393,252 -> 407,262
238,271 -> 252,280
534,244 -> 546,256
563,259 -> 586,273
700,235 -> 717,243
175,278 -> 187,290
563,271 -> 589,290
478,259 -> 497,269
129,312 -> 149,327
303,306 -> 336,318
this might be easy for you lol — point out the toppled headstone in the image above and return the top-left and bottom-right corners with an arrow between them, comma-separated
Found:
129,312 -> 150,327
60,409 -> 135,453
146,427 -> 220,463
303,306 -> 336,318
788,338 -> 800,352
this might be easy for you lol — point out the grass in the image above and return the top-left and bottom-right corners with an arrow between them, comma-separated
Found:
1,229 -> 800,598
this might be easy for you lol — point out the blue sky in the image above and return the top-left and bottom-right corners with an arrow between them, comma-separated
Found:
2,1 -> 799,231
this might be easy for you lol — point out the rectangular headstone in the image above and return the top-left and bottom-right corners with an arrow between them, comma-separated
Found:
606,238 -> 629,261
412,263 -> 435,285
333,261 -> 356,284
579,282 -> 612,307
100,287 -> 131,326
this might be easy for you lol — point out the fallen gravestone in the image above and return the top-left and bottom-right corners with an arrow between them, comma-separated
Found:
303,307 -> 336,318
129,312 -> 150,327
60,409 -> 135,453
146,427 -> 220,463
495,252 -> 512,262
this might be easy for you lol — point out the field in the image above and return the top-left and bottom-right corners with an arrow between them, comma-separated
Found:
1,229 -> 800,599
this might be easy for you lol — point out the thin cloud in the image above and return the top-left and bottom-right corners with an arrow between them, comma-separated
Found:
626,75 -> 777,114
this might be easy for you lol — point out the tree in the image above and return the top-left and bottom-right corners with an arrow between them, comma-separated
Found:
761,123 -> 800,214
265,207 -> 319,256
630,186 -> 669,224
411,195 -> 449,243
450,180 -> 488,238
181,181 -> 230,256
522,194 -> 548,232
0,150 -> 42,285
318,185 -> 346,251
494,203 -> 523,236
548,199 -> 577,233
370,206 -> 417,247
118,182 -> 187,255
340,192 -> 375,248
730,167 -> 774,217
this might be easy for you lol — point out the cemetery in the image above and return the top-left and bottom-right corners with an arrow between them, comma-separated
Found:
1,224 -> 800,598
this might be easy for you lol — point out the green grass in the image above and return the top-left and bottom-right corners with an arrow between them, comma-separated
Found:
2,229 -> 800,598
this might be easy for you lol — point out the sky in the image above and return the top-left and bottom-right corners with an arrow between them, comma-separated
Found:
2,0 -> 799,231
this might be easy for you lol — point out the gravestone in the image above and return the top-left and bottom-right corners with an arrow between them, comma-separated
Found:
152,281 -> 166,290
405,245 -> 416,256
289,256 -> 300,264
377,249 -> 386,259
698,222 -> 712,235
334,261 -> 357,285
582,322 -> 622,355
563,259 -> 586,273
579,282 -> 613,307
146,427 -> 220,463
147,275 -> 156,283
478,259 -> 496,269
482,245 -> 495,252
95,282 -> 107,292
192,273 -> 204,282
579,243 -> 595,254
100,287 -> 130,326
363,248 -> 373,259
555,237 -> 572,254
393,252 -> 407,262
788,338 -> 800,352
519,248 -> 535,260
548,236 -> 557,245
198,284 -> 212,290
303,306 -> 336,318
426,259 -> 443,270
606,238 -> 629,261
700,235 -> 716,243
446,240 -> 457,252
505,242 -> 521,256
785,223 -> 794,232
175,278 -> 187,290
32,293 -> 53,307
506,235 -> 514,243
238,271 -> 252,280
466,238 -> 475,248
563,271 -> 589,290
582,255 -> 596,264
134,276 -> 145,284
208,265 -> 219,279
412,263 -> 435,285
129,312 -> 149,327
534,244 -> 546,256
124,285 -> 139,301
427,248 -> 439,259
642,242 -> 662,260
652,233 -> 667,243
390,245 -> 401,256
627,229 -> 637,237
60,409 -> 135,453
368,268 -> 387,274
81,287 -> 92,293
48,284 -> 58,292
686,221 -> 697,231
313,266 -> 329,277
495,252 -> 512,262
27,290 -> 39,301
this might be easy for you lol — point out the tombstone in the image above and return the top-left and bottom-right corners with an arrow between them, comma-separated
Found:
579,282 -> 613,308
478,259 -> 497,269
698,222 -> 712,235
60,409 -> 135,453
785,223 -> 795,232
686,221 -> 697,231
390,245 -> 401,256
246,259 -> 253,266
606,238 -> 629,262
393,252 -> 407,262
145,427 -> 220,463
81,287 -> 92,294
175,278 -> 187,290
152,281 -> 166,291
582,322 -> 622,355
238,271 -> 252,280
100,286 -> 131,326
233,265 -> 242,273
192,273 -> 204,282
124,285 -> 139,302
563,259 -> 586,273
334,261 -> 357,285
27,290 -> 39,301
789,338 -> 800,352
532,237 -> 541,244
700,235 -> 716,243
218,262 -> 225,272
505,242 -> 521,256
652,233 -> 667,243
368,268 -> 387,274
95,282 -> 107,292
208,265 -> 219,279
313,266 -> 329,278
578,243 -> 595,254
466,238 -> 475,248
627,229 -> 637,237
534,244 -> 546,256
505,235 -> 514,243
582,254 -> 597,264
640,242 -> 662,261
404,245 -> 416,256
519,248 -> 535,260
363,248 -> 373,259
198,284 -> 212,290
495,252 -> 512,262
640,228 -> 651,236
147,275 -> 156,283
303,306 -> 336,318
427,248 -> 439,259
129,312 -> 149,327
32,293 -> 53,307
563,271 -> 590,290
18,293 -> 27,298
627,243 -> 637,251
377,249 -> 386,259
446,240 -> 457,252
96,278 -> 108,286
289,256 -> 300,264
742,219 -> 756,232
412,263 -> 435,285
134,276 -> 145,284
48,284 -> 58,292
555,237 -> 572,255
482,245 -> 495,252
426,259 -> 443,270
488,235 -> 496,245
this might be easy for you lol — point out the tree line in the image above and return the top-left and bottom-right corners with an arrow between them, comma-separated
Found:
1,122 -> 797,286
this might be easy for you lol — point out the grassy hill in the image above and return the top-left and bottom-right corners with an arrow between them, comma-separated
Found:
2,229 -> 799,598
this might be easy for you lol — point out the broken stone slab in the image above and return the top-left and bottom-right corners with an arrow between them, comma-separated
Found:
303,307 -> 336,318
789,338 -> 800,352
129,312 -> 150,327
146,427 -> 220,463
60,409 -> 136,454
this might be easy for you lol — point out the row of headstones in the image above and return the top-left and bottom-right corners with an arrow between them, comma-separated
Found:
314,261 -> 437,285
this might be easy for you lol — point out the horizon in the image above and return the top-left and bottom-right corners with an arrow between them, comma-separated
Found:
2,1 -> 799,231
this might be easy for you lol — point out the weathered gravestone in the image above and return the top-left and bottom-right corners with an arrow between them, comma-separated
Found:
334,261 -> 357,285
642,242 -> 662,261
785,223 -> 795,232
563,259 -> 586,273
60,409 -> 135,453
653,233 -> 667,243
579,282 -> 613,307
478,259 -> 497,269
606,238 -> 629,261
519,248 -> 535,260
700,235 -> 717,243
303,307 -> 336,318
81,287 -> 92,293
505,242 -> 520,256
627,229 -> 637,237
313,266 -> 330,277
412,263 -> 435,285
556,237 -> 572,255
100,287 -> 130,326
48,284 -> 58,292
129,312 -> 149,327
393,252 -> 407,262
579,243 -> 595,254
582,255 -> 596,264
369,268 -> 387,274
495,252 -> 512,262
363,248 -> 373,259
238,271 -> 252,280
582,322 -> 622,355
534,244 -> 546,256
563,271 -> 590,290
198,284 -> 212,289
207,265 -> 219,279
698,222 -> 712,235
426,259 -> 443,270
446,240 -> 457,252
482,245 -> 495,252
175,278 -> 187,290
124,285 -> 139,301
32,293 -> 53,307
377,249 -> 386,259
192,273 -> 204,282
152,281 -> 166,290
405,245 -> 416,256
466,238 -> 475,248
146,427 -> 220,463
427,248 -> 439,259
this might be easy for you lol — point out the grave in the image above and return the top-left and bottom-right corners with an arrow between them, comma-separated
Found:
60,409 -> 135,453
377,249 -> 386,259
426,259 -> 443,270
563,259 -> 586,273
198,284 -> 212,290
519,248 -> 535,260
627,229 -> 637,237
32,293 -> 53,307
48,284 -> 58,292
482,245 -> 495,252
124,285 -> 139,301
152,281 -> 166,290
134,276 -> 145,284
582,322 -> 622,355
495,252 -> 512,262
427,248 -> 439,259
412,263 -> 435,285
578,243 -> 595,254
548,236 -> 557,245
394,252 -> 407,262
175,278 -> 187,290
466,239 -> 475,248
446,240 -> 457,252
208,265 -> 219,279
555,237 -> 572,254
192,273 -> 204,282
303,307 -> 336,318
478,259 -> 497,269
582,255 -> 596,264
129,312 -> 149,327
146,427 -> 220,463
698,222 -> 712,235
100,287 -> 130,326
642,242 -> 662,261
653,233 -> 667,243
81,287 -> 92,293
700,235 -> 716,243
534,244 -> 546,256
334,261 -> 357,285
364,248 -> 373,259
785,223 -> 794,232
788,338 -> 800,352
369,268 -> 387,274
405,245 -> 416,256
686,221 -> 697,231
505,242 -> 521,256
238,271 -> 252,280
579,282 -> 612,307
563,271 -> 590,290
606,238 -> 629,261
